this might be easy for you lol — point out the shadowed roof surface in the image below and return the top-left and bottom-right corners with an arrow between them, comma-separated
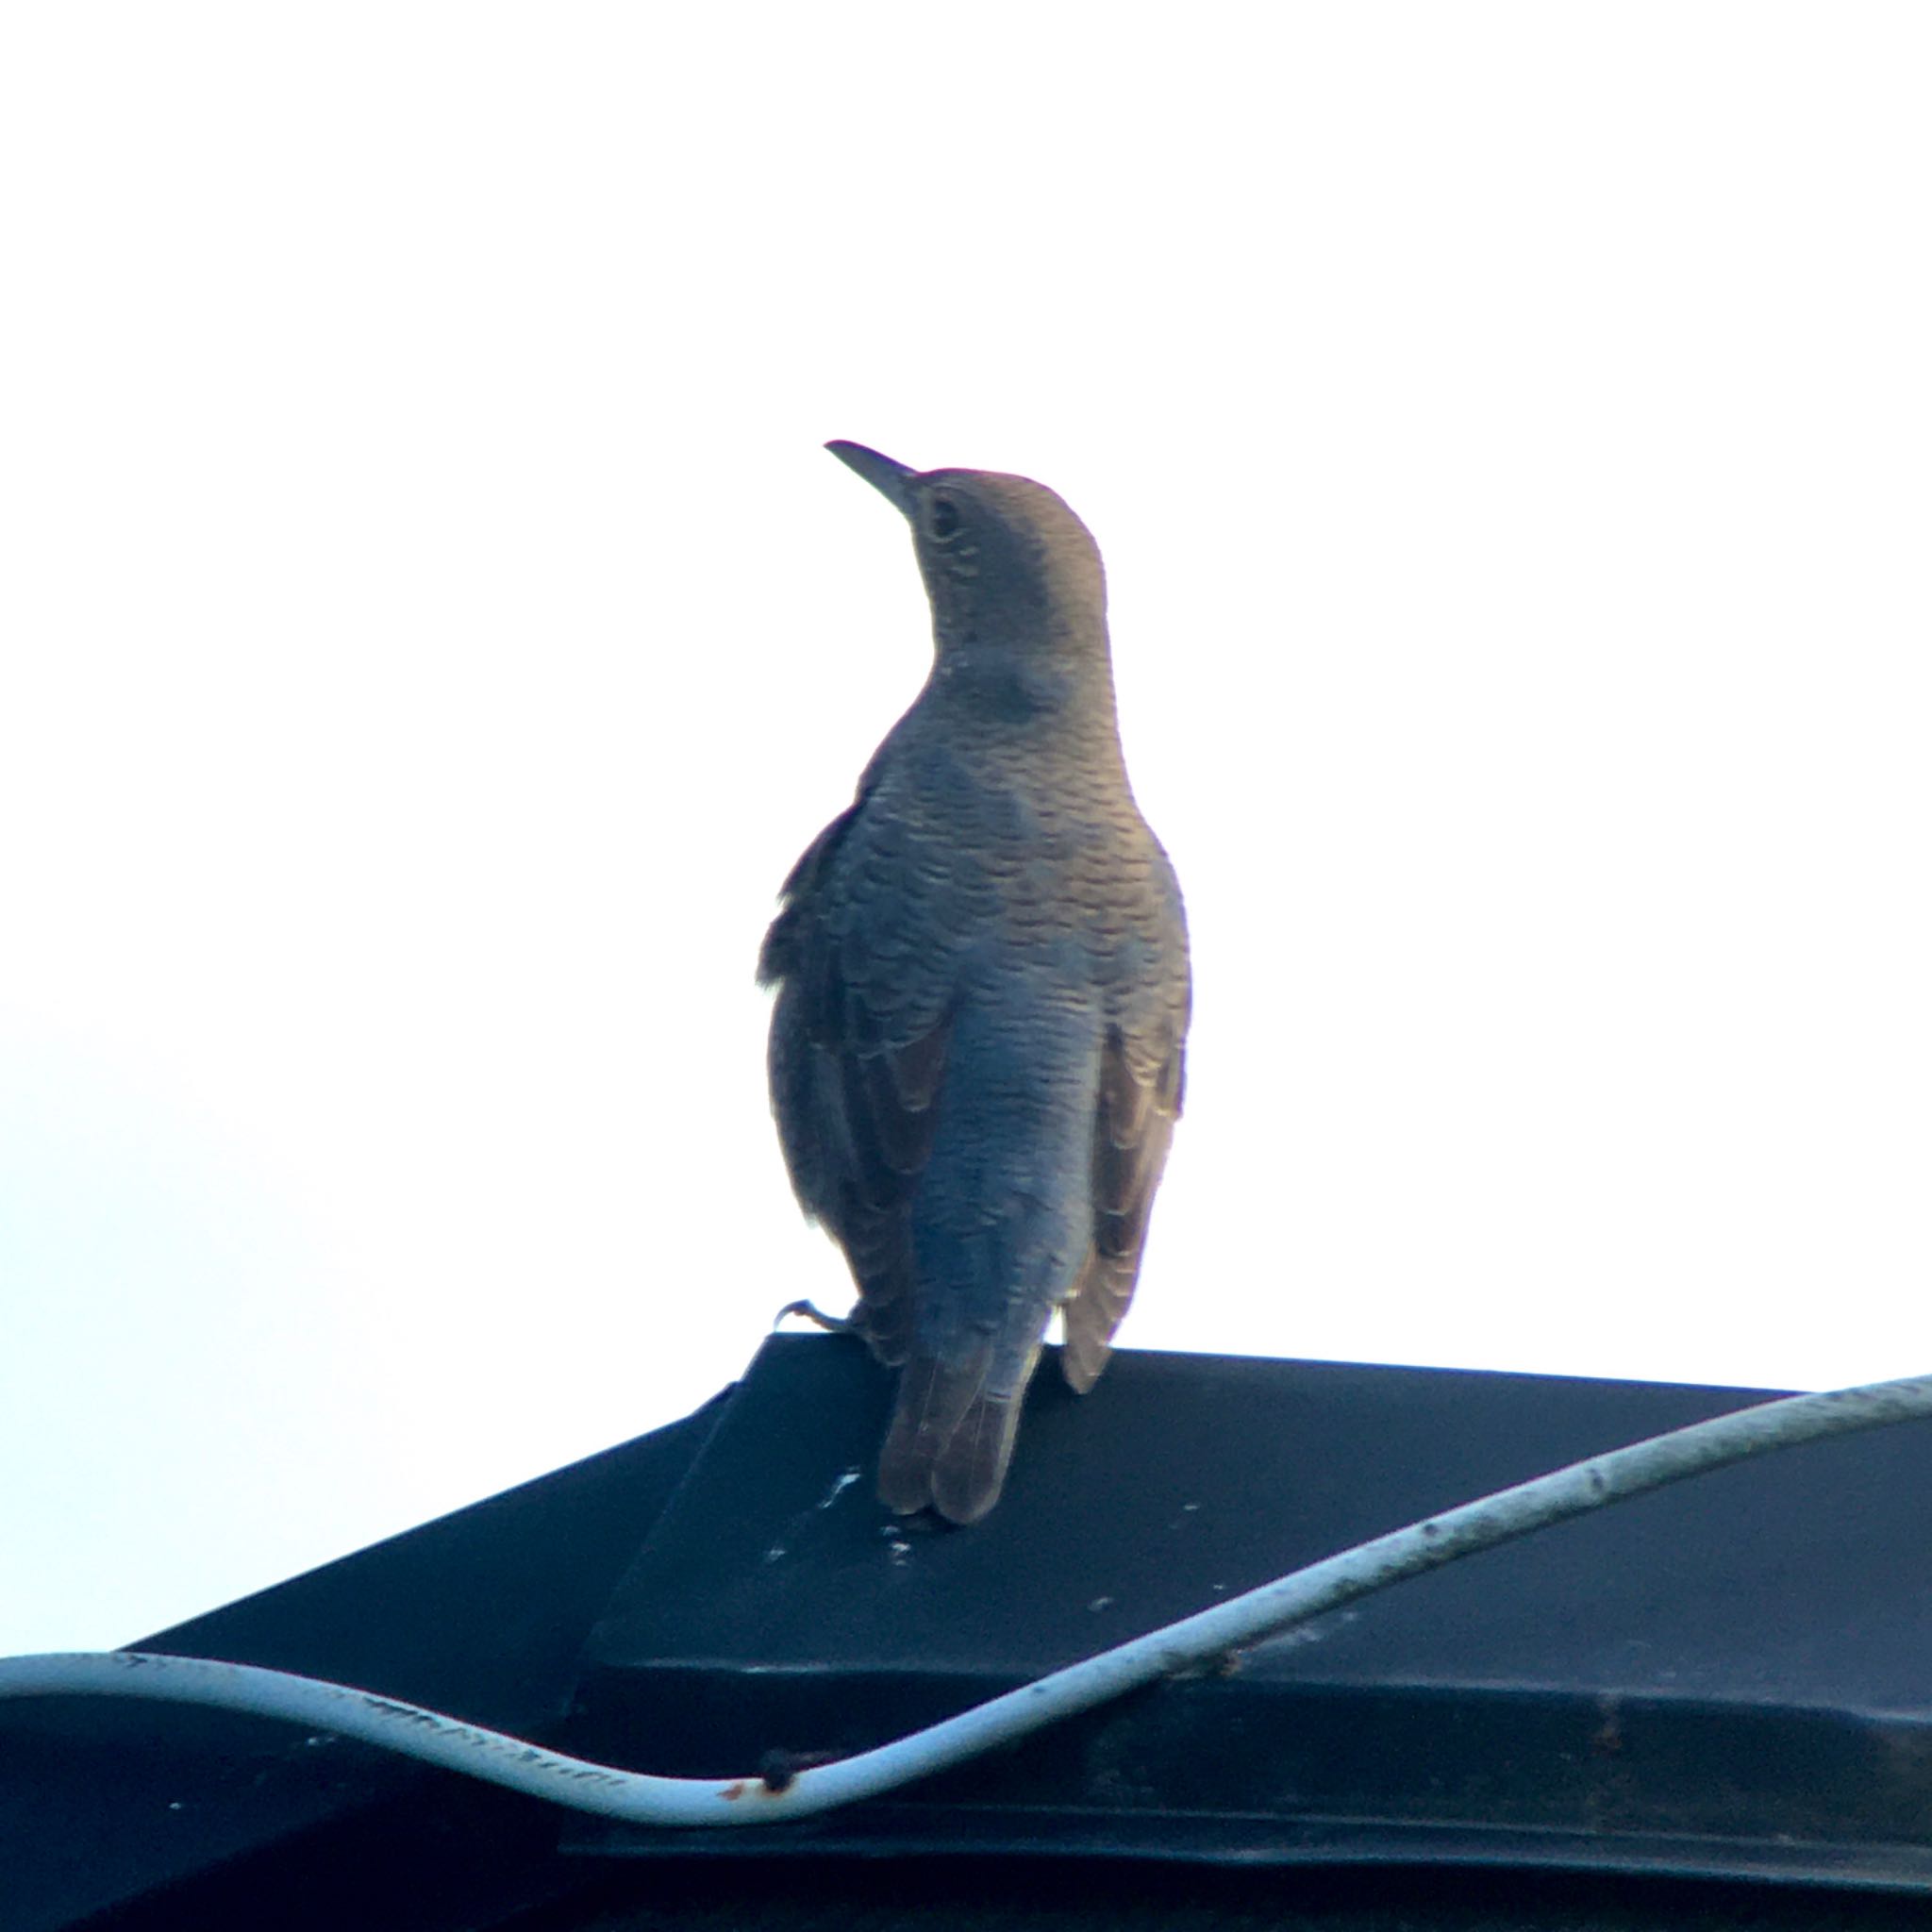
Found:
11,1337 -> 1932,1930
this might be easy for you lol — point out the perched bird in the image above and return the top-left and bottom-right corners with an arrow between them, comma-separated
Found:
758,442 -> 1190,1524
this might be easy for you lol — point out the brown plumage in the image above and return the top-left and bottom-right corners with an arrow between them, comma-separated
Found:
758,441 -> 1190,1524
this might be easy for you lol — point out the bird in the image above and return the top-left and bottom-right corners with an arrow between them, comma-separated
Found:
758,441 -> 1191,1524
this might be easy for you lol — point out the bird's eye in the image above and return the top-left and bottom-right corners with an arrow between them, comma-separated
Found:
926,496 -> 960,541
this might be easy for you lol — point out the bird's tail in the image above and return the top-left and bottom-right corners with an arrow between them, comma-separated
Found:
877,1344 -> 1040,1525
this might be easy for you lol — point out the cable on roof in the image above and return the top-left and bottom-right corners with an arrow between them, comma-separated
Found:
3,1372 -> 1929,1827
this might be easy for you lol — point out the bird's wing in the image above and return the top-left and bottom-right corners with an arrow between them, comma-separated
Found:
1059,1019 -> 1186,1391
760,797 -> 953,1367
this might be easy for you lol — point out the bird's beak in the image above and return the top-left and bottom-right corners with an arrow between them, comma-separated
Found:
825,441 -> 916,517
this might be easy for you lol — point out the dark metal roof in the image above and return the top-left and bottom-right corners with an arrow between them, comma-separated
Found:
573,1341 -> 1932,1884
2,1390 -> 726,1932
10,1337 -> 1932,1931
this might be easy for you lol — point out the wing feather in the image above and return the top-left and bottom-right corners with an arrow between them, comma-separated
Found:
761,801 -> 953,1371
1060,1023 -> 1184,1393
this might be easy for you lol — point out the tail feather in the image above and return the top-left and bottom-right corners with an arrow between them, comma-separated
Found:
931,1389 -> 1028,1525
876,1348 -> 990,1517
878,1344 -> 1037,1524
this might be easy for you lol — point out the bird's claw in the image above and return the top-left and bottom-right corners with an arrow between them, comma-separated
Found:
771,1298 -> 857,1336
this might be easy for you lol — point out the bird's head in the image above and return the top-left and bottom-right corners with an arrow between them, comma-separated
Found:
826,442 -> 1109,675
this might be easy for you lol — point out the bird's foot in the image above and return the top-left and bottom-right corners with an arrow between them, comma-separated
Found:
771,1298 -> 858,1337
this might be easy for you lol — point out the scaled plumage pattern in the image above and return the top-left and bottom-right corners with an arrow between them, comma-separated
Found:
758,442 -> 1191,1524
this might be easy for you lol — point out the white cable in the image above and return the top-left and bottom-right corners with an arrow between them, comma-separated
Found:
3,1373 -> 1929,1827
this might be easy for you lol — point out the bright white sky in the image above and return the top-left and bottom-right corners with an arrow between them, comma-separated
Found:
2,7 -> 1928,1657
